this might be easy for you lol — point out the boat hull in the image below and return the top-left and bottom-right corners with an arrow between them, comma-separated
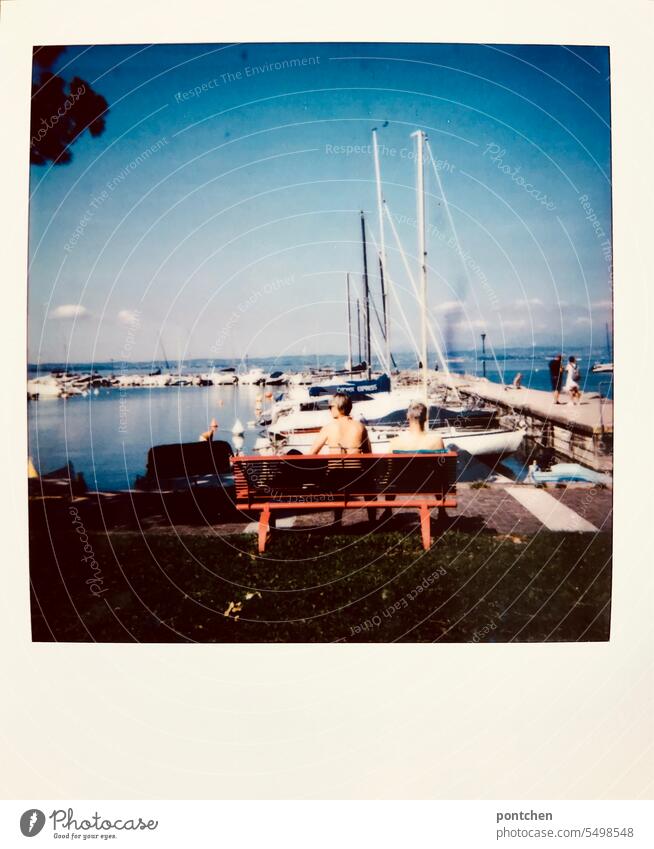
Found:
271,425 -> 524,458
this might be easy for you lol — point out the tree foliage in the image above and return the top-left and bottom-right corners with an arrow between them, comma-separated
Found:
30,46 -> 109,166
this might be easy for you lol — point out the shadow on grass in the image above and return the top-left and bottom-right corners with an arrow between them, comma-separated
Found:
29,497 -> 612,644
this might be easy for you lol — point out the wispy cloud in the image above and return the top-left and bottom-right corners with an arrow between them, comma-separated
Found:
117,309 -> 141,325
434,300 -> 463,314
50,304 -> 90,320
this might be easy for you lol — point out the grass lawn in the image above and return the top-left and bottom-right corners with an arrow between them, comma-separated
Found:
30,514 -> 612,642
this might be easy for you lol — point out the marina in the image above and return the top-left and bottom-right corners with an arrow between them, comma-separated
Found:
27,121 -> 613,490
27,364 -> 612,491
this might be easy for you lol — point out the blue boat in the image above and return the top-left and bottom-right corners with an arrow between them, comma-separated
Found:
527,463 -> 611,486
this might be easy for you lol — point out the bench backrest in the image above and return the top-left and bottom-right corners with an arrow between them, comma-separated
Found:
231,452 -> 457,504
144,440 -> 233,483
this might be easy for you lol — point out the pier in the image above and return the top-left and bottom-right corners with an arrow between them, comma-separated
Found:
440,374 -> 613,472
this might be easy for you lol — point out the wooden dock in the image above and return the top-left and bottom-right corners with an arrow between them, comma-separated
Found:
438,374 -> 613,472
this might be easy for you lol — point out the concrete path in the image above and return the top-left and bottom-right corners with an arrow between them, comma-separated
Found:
503,485 -> 599,532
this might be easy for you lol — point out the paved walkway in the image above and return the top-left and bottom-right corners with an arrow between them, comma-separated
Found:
503,485 -> 598,532
133,482 -> 612,540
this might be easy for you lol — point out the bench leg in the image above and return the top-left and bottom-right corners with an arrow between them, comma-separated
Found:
258,505 -> 271,553
420,503 -> 431,550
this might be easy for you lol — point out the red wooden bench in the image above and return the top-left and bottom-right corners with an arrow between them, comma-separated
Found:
231,452 -> 457,552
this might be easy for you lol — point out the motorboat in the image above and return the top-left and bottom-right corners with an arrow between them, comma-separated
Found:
288,372 -> 314,385
526,462 -> 611,486
28,460 -> 88,496
211,368 -> 238,385
27,375 -> 63,399
141,372 -> 171,387
265,370 -> 288,386
113,373 -> 144,387
238,367 -> 265,385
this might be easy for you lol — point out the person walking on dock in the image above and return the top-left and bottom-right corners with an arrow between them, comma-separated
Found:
549,354 -> 564,403
564,356 -> 582,405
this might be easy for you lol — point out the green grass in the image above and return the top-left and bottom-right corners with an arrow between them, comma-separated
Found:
30,520 -> 612,643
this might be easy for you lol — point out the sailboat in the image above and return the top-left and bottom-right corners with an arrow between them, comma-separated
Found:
238,357 -> 266,384
591,323 -> 613,373
255,129 -> 524,459
143,337 -> 173,386
379,129 -> 524,458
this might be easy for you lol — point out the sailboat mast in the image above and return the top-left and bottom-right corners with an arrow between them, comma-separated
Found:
360,211 -> 372,378
379,255 -> 388,365
605,321 -> 611,360
357,299 -> 362,364
412,129 -> 428,400
160,339 -> 171,372
346,273 -> 353,372
372,128 -> 390,375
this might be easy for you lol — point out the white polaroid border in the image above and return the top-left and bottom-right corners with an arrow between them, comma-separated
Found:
0,0 -> 651,801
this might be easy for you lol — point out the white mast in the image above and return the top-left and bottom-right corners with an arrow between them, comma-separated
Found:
372,128 -> 390,375
412,129 -> 428,401
346,273 -> 353,372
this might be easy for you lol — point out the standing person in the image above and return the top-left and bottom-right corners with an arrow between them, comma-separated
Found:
564,356 -> 582,405
549,354 -> 564,404
310,392 -> 373,526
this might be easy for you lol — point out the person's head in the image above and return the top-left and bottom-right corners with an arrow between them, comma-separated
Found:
407,401 -> 428,430
569,356 -> 576,364
329,392 -> 352,418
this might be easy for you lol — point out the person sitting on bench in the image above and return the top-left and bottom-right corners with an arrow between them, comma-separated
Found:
309,392 -> 372,455
389,401 -> 446,452
309,392 -> 374,525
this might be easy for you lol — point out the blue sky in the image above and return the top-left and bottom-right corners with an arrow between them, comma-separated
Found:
28,42 -> 612,364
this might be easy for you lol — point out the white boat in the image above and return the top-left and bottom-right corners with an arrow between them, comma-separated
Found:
27,376 -> 63,398
272,422 -> 524,458
238,367 -> 265,385
113,373 -> 144,387
211,368 -> 238,385
438,426 -> 524,456
142,373 -> 171,387
288,372 -> 313,385
265,370 -> 288,386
